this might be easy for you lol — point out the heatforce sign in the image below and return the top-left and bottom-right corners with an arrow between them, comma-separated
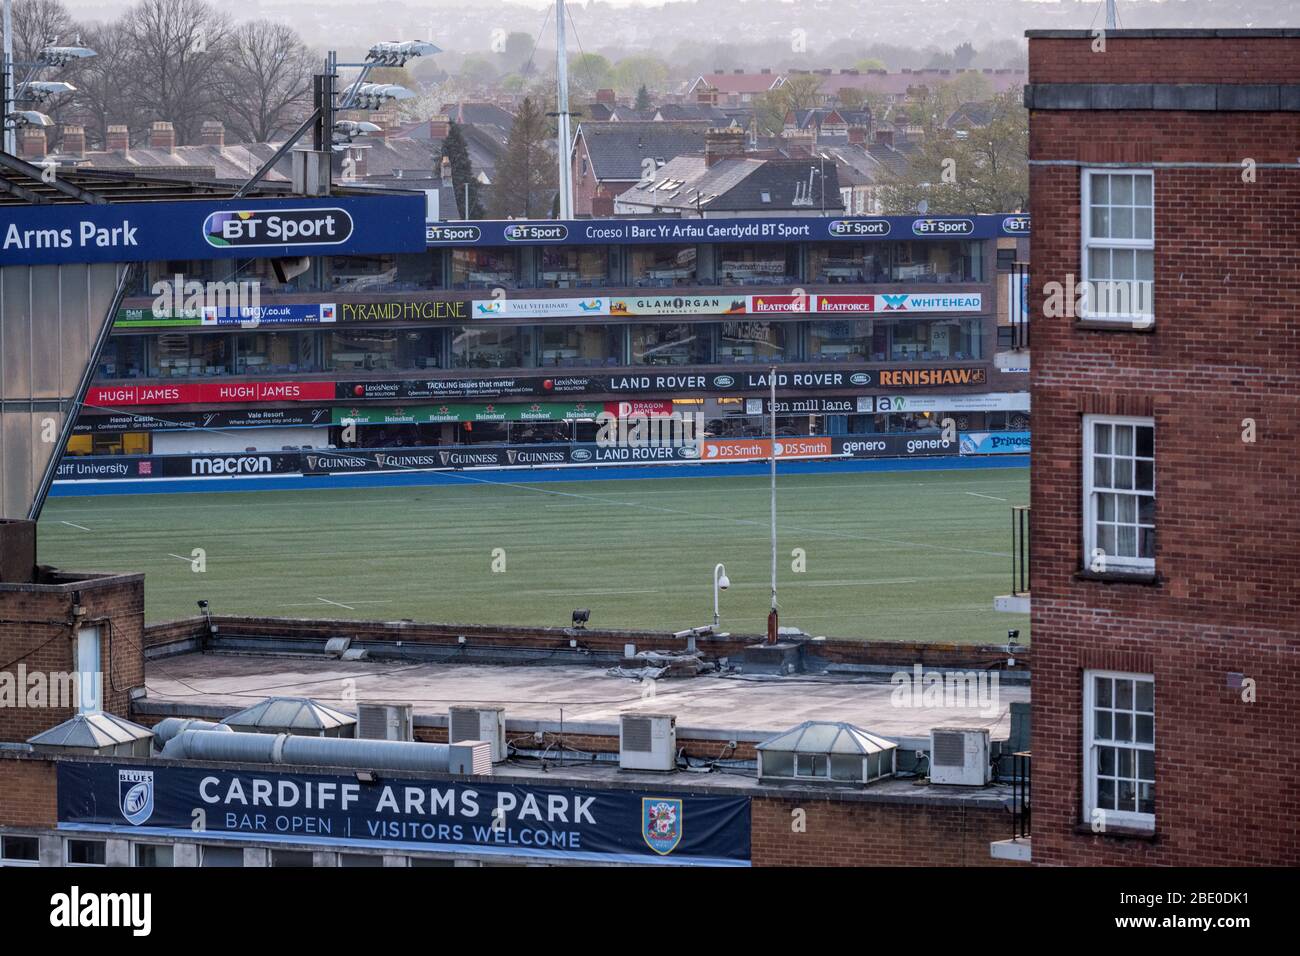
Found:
56,762 -> 751,866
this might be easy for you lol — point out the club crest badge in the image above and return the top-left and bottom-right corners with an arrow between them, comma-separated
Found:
118,769 -> 154,826
642,798 -> 682,855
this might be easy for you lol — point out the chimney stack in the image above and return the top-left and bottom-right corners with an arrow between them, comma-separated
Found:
18,128 -> 47,161
440,155 -> 453,186
428,114 -> 451,139
368,111 -> 392,141
60,125 -> 86,158
199,120 -> 225,147
106,124 -> 130,152
874,129 -> 894,147
148,121 -> 176,152
703,127 -> 746,167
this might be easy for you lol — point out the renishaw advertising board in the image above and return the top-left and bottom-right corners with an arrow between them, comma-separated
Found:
0,194 -> 428,266
56,762 -> 751,866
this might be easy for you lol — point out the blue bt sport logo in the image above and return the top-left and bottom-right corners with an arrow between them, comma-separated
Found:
203,208 -> 353,249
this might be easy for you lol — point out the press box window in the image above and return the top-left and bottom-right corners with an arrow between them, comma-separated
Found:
135,843 -> 175,867
1081,169 -> 1154,324
1082,416 -> 1155,574
1084,671 -> 1155,830
66,839 -> 106,866
1,835 -> 39,865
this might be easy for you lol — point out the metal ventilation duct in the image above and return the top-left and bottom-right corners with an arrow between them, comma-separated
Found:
161,729 -> 453,774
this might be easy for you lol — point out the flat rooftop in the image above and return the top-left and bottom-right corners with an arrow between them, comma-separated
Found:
141,651 -> 1026,744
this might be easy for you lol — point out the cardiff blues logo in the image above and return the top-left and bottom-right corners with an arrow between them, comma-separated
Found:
642,798 -> 682,855
118,769 -> 155,826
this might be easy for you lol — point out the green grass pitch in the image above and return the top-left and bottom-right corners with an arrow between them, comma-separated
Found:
37,467 -> 1030,643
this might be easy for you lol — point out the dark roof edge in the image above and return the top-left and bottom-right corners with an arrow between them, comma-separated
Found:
1026,28 -> 1300,39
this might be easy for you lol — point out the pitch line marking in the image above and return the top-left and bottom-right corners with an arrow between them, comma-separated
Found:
965,492 -> 1008,501
60,521 -> 92,531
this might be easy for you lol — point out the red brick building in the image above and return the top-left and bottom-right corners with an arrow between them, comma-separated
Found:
1024,29 -> 1300,865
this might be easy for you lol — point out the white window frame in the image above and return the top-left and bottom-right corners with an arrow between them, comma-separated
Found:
1082,414 -> 1156,574
1083,670 -> 1156,831
1080,168 -> 1155,325
75,625 -> 102,715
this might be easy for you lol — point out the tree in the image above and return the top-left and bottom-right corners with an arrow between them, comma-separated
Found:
776,73 -> 824,112
62,19 -> 134,148
634,84 -> 651,111
499,31 -> 535,74
880,89 -> 1027,215
752,72 -> 825,135
490,96 -> 555,219
569,52 -> 612,99
216,20 -> 314,143
118,0 -> 232,144
440,121 -> 483,219
611,55 -> 669,97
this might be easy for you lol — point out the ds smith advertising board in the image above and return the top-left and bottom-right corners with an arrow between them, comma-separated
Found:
0,194 -> 428,267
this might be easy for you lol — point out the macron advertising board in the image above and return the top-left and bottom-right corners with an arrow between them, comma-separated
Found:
428,214 -> 1030,247
0,194 -> 428,266
56,762 -> 751,866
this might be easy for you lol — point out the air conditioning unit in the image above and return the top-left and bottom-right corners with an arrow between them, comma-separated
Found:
929,727 -> 991,786
448,740 -> 493,776
449,706 -> 506,763
356,702 -> 413,741
619,713 -> 676,772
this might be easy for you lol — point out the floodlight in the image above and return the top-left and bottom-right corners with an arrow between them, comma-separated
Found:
366,40 -> 440,67
351,83 -> 416,109
38,45 -> 97,67
332,120 -> 382,146
20,81 -> 77,103
9,110 -> 55,128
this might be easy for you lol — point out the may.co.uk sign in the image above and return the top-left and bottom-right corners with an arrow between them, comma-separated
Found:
56,762 -> 751,866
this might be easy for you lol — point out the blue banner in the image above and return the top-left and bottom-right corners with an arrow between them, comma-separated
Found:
56,762 -> 751,865
960,430 -> 1031,455
0,194 -> 427,266
427,214 -> 1030,247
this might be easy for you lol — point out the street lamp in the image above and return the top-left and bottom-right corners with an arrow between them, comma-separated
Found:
713,562 -> 730,629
